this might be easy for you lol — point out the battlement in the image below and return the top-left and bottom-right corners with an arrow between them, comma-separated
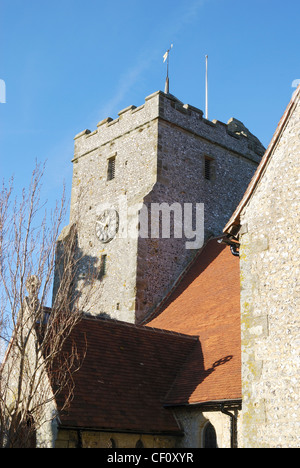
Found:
69,90 -> 265,324
73,91 -> 265,163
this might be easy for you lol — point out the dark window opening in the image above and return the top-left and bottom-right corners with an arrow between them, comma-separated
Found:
204,157 -> 212,180
99,254 -> 107,279
107,156 -> 116,181
108,438 -> 116,448
204,422 -> 218,448
135,439 -> 144,448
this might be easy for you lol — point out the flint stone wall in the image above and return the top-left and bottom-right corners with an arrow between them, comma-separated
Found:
59,91 -> 264,322
239,96 -> 300,448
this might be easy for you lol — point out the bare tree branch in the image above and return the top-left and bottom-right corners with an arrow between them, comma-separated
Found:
0,162 -> 99,448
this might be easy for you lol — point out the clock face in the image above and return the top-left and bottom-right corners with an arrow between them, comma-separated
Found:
95,209 -> 119,243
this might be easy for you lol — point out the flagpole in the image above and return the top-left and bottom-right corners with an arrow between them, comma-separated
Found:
205,55 -> 208,120
163,44 -> 173,94
167,52 -> 169,80
165,53 -> 169,93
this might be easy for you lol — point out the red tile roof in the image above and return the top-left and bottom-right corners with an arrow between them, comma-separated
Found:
56,317 -> 197,434
146,238 -> 242,405
55,238 -> 241,432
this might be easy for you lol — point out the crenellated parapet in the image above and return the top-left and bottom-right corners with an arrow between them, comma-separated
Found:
73,91 -> 265,164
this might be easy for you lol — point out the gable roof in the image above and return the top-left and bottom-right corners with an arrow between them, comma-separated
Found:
224,84 -> 300,235
54,239 -> 242,431
146,238 -> 241,406
55,317 -> 197,434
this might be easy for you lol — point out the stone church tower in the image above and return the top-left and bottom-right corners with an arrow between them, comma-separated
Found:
55,91 -> 264,323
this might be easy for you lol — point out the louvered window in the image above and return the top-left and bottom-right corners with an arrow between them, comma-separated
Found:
204,157 -> 211,180
107,156 -> 116,181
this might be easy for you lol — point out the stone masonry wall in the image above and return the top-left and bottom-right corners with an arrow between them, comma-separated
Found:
55,429 -> 178,448
135,93 -> 263,321
54,408 -> 239,448
174,407 -> 237,448
65,95 -> 160,321
58,91 -> 264,323
239,97 -> 300,447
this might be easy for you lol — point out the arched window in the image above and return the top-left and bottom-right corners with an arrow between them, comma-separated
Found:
135,439 -> 144,448
107,438 -> 117,448
203,422 -> 217,448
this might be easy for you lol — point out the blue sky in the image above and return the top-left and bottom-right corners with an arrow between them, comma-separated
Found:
0,0 -> 299,218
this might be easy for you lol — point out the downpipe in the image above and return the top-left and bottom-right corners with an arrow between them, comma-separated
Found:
220,404 -> 238,448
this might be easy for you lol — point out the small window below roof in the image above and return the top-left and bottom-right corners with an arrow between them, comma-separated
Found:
107,438 -> 117,448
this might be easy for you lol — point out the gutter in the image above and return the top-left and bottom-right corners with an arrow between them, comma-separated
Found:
58,424 -> 184,438
220,404 -> 238,449
217,236 -> 240,257
164,400 -> 241,449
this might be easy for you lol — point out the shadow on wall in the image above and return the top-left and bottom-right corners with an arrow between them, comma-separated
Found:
52,224 -> 105,315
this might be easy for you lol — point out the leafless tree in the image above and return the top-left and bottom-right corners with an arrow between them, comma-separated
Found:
0,163 -> 98,448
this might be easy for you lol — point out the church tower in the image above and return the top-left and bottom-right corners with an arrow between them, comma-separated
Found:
55,91 -> 264,323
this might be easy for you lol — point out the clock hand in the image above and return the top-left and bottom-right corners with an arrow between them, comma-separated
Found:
98,215 -> 110,227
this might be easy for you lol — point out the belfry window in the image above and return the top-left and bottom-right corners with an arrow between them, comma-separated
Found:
107,156 -> 116,181
204,157 -> 212,180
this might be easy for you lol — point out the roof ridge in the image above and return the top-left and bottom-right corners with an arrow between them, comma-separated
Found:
80,314 -> 198,340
